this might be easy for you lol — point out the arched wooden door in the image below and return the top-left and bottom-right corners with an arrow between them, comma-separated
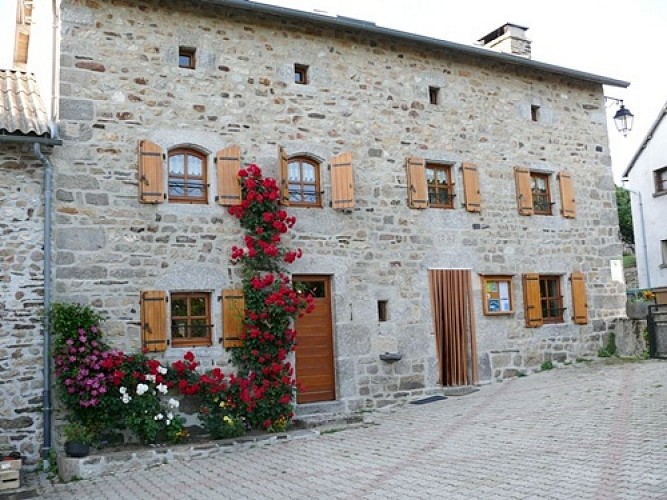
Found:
293,275 -> 335,403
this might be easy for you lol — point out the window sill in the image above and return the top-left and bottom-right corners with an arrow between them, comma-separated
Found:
653,190 -> 667,198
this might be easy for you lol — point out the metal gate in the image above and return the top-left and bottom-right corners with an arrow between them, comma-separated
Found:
647,303 -> 667,358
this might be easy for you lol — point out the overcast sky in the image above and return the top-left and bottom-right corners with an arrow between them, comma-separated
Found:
261,0 -> 667,183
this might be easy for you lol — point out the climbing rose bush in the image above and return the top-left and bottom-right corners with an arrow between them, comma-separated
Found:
228,164 -> 314,431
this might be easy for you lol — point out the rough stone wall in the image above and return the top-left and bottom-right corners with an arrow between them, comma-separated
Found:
0,144 -> 45,460
53,0 -> 626,412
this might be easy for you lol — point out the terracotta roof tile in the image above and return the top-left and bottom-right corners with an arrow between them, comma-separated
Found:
0,69 -> 50,137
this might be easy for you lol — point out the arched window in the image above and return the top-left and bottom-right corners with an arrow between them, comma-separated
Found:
168,148 -> 208,203
288,156 -> 321,207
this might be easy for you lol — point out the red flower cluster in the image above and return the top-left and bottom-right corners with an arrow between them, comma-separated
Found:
225,164 -> 315,431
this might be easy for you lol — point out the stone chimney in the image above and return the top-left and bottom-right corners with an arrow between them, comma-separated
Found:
476,23 -> 531,59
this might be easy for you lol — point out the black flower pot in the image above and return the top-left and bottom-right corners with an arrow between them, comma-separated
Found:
65,442 -> 90,458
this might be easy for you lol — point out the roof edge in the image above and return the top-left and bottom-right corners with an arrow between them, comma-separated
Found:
199,0 -> 630,88
621,101 -> 667,179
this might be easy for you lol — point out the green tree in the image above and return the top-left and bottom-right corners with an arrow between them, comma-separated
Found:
615,186 -> 634,245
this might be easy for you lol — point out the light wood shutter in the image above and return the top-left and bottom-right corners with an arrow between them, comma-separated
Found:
216,145 -> 242,206
522,273 -> 543,328
570,272 -> 588,324
222,289 -> 245,348
407,157 -> 428,209
559,171 -> 576,219
138,140 -> 165,204
140,291 -> 168,352
278,146 -> 290,206
515,167 -> 533,216
330,152 -> 354,209
462,162 -> 481,212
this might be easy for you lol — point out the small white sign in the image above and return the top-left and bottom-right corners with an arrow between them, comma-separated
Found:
610,259 -> 624,283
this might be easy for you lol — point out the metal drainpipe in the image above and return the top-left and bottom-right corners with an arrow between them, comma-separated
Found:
622,182 -> 651,289
33,142 -> 53,459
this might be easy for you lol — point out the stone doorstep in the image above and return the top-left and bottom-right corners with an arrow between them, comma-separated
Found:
56,428 -> 319,483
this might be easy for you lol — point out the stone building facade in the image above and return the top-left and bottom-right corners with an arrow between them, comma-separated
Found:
0,0 -> 632,464
49,0 -> 628,417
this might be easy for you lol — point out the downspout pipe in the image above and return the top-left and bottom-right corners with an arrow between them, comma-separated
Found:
621,180 -> 651,289
33,142 -> 54,459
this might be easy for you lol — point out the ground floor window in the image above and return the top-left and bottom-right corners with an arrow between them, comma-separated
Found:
539,276 -> 563,324
171,292 -> 212,347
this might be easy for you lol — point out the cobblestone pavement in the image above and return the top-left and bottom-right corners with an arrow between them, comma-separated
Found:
34,359 -> 667,499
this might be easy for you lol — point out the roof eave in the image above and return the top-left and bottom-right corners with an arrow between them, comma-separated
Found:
622,102 -> 667,179
199,0 -> 630,89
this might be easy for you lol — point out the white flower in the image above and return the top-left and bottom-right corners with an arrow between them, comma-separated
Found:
121,394 -> 132,404
119,387 -> 127,394
156,383 -> 168,394
153,413 -> 164,421
167,412 -> 173,420
157,366 -> 167,375
136,383 -> 149,396
166,419 -> 172,426
145,374 -> 156,383
168,398 -> 180,409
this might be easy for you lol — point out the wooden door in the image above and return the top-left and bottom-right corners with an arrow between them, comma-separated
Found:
293,275 -> 335,403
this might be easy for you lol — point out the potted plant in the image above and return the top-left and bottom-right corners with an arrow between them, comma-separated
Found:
62,422 -> 94,458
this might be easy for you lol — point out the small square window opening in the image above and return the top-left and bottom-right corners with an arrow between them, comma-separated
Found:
179,47 -> 196,69
531,105 -> 540,122
661,239 -> 667,266
654,166 -> 667,194
429,86 -> 440,105
378,300 -> 388,322
294,64 -> 308,84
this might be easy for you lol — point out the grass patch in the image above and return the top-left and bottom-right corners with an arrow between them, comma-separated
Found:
623,254 -> 636,268
598,333 -> 617,358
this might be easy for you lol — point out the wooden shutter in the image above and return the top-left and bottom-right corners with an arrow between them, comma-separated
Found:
559,171 -> 576,219
278,146 -> 290,206
216,145 -> 242,206
462,162 -> 481,212
330,152 -> 354,209
222,289 -> 245,348
515,167 -> 533,215
570,272 -> 588,324
140,291 -> 168,352
407,157 -> 428,209
138,140 -> 165,204
522,273 -> 543,328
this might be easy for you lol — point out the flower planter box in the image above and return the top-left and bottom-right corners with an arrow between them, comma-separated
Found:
626,301 -> 649,320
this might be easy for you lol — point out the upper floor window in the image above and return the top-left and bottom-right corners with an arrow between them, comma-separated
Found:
288,156 -> 321,207
168,148 -> 207,203
171,292 -> 212,347
426,163 -> 454,208
655,166 -> 667,194
530,172 -> 552,215
179,47 -> 196,69
294,64 -> 309,84
429,86 -> 440,105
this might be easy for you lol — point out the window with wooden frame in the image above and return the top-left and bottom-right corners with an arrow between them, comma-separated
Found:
522,274 -> 564,327
294,64 -> 309,84
168,148 -> 208,203
287,156 -> 321,207
655,166 -> 667,194
661,240 -> 667,267
425,163 -> 455,208
530,172 -> 552,215
171,292 -> 212,347
539,275 -> 564,324
179,47 -> 196,69
480,275 -> 513,315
